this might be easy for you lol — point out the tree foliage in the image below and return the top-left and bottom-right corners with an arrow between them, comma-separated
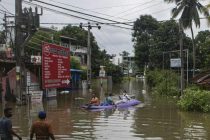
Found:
25,25 -> 123,82
132,15 -> 191,70
195,30 -> 210,69
164,0 -> 210,28
164,0 -> 210,76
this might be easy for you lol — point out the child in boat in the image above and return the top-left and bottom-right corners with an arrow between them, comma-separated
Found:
89,93 -> 100,106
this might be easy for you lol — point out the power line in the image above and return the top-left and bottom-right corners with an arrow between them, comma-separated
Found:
28,0 -> 133,27
48,0 -> 133,22
40,21 -> 134,25
119,1 -> 164,18
23,1 -> 133,30
34,32 -> 60,44
27,44 -> 41,51
130,6 -> 174,21
0,9 -> 14,16
114,0 -> 159,16
0,3 -> 14,15
86,0 -> 160,10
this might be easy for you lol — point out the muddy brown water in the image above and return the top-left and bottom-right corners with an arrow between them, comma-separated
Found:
1,79 -> 210,140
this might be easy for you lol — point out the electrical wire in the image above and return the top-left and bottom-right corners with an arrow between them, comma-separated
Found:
48,0 -> 133,22
118,1 -> 164,18
33,34 -> 60,45
27,0 -> 133,27
114,0 -> 160,16
0,9 -> 14,16
40,21 -> 134,25
85,0 -> 160,10
151,7 -> 173,15
23,0 -> 133,30
27,45 -> 41,51
129,6 -> 174,21
0,3 -> 14,15
28,40 -> 42,46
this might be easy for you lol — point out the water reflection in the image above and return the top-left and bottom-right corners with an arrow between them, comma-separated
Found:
1,79 -> 210,139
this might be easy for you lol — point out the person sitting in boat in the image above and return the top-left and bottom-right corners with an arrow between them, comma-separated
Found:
89,93 -> 100,106
115,90 -> 131,105
102,93 -> 115,106
122,91 -> 131,102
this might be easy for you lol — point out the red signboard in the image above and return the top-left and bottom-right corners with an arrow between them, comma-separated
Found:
42,42 -> 70,89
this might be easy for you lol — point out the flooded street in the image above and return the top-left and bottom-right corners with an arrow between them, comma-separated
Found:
1,79 -> 210,140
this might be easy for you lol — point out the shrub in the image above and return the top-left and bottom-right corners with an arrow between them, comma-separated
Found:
178,87 -> 210,112
146,69 -> 179,96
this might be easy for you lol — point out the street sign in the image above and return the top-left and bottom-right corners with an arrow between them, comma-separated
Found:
170,58 -> 181,68
26,72 -> 31,86
31,55 -> 41,64
42,42 -> 70,89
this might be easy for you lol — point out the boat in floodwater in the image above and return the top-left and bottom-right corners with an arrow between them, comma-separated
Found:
82,99 -> 141,110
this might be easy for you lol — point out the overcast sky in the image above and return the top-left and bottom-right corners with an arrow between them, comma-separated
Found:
0,0 -> 209,59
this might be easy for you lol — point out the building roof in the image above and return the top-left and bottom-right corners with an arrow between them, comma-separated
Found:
191,70 -> 210,87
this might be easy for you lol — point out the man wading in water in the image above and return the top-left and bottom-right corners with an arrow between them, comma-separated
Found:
30,111 -> 55,140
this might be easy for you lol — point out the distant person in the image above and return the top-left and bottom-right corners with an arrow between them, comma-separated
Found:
89,93 -> 100,106
30,111 -> 55,140
0,107 -> 22,140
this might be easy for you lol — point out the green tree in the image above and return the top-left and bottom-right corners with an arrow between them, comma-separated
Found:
133,15 -> 159,70
164,0 -> 210,76
195,30 -> 210,69
106,63 -> 123,83
133,15 -> 191,70
70,56 -> 81,69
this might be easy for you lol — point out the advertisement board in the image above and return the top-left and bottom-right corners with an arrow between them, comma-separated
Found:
42,42 -> 70,89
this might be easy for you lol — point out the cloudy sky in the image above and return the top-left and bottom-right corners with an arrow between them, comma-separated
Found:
0,0 -> 209,59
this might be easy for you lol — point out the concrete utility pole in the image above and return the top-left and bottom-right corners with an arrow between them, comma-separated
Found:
80,22 -> 101,91
15,0 -> 24,103
15,0 -> 41,104
179,19 -> 184,96
87,25 -> 91,90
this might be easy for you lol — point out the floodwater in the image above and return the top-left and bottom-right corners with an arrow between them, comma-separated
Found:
1,79 -> 210,140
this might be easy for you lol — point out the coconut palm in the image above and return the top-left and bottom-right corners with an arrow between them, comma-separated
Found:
164,0 -> 210,77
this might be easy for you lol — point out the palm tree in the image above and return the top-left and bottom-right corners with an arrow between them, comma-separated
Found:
164,0 -> 210,77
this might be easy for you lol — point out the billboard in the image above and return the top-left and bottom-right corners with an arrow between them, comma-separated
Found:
42,42 -> 70,89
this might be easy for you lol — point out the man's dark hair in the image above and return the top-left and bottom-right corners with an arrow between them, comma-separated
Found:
4,107 -> 12,115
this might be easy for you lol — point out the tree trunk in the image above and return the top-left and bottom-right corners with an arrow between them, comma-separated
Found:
191,26 -> 195,77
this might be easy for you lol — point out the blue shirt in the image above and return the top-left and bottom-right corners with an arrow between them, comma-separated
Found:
0,117 -> 13,140
106,96 -> 113,105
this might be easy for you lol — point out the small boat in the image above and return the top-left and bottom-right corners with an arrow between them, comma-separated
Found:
82,99 -> 141,110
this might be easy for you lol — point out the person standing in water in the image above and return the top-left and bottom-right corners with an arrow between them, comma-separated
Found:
0,107 -> 22,140
30,111 -> 55,140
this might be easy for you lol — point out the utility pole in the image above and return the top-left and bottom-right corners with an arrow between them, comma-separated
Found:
15,0 -> 24,103
179,19 -> 184,96
15,0 -> 41,104
87,25 -> 91,90
80,22 -> 101,91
